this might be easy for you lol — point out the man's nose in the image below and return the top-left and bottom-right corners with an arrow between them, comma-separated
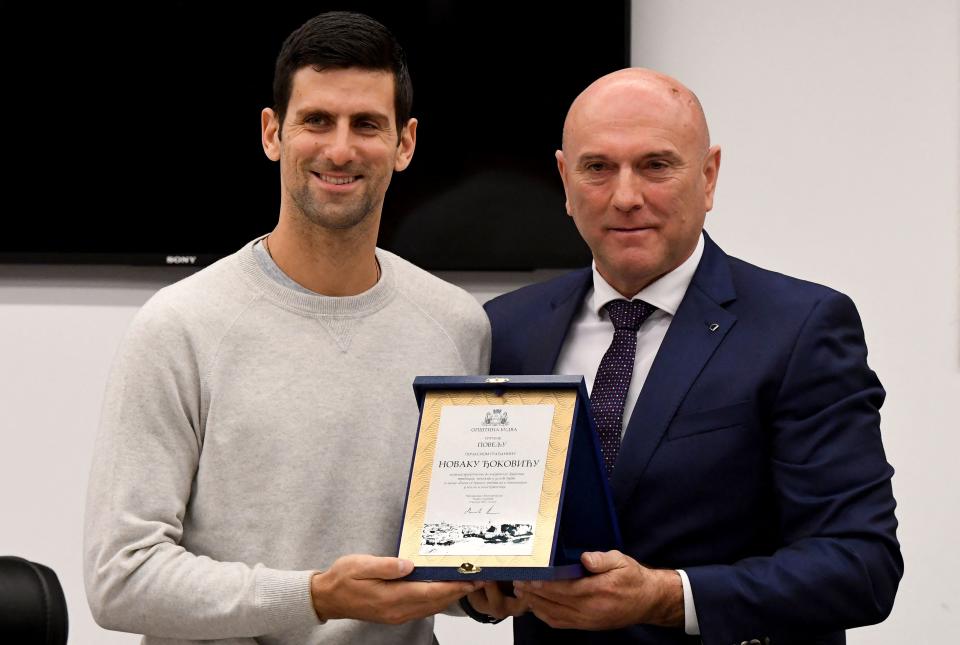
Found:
611,169 -> 644,212
323,124 -> 357,167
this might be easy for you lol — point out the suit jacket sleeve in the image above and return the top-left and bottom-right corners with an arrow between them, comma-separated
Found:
686,290 -> 902,644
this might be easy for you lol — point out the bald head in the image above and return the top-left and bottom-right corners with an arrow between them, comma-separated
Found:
562,68 -> 710,155
554,67 -> 721,297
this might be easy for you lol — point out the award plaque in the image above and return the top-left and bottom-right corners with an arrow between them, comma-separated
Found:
397,375 -> 621,581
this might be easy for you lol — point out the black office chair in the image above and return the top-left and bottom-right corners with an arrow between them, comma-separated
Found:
0,556 -> 69,644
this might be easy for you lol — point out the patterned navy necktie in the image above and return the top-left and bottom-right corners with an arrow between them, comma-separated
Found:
591,299 -> 656,477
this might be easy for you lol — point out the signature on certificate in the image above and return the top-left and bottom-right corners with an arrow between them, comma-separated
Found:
463,504 -> 500,515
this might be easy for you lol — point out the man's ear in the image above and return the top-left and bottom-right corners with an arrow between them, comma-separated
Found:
702,145 -> 721,212
261,108 -> 281,162
394,118 -> 418,172
556,150 -> 572,216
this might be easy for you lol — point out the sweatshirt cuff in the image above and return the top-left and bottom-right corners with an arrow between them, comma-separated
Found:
255,568 -> 321,631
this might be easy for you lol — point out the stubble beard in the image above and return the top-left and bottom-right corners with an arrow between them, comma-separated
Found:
288,178 -> 384,232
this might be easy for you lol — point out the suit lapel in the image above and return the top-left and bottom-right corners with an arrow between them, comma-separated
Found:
610,234 -> 738,507
521,269 -> 592,375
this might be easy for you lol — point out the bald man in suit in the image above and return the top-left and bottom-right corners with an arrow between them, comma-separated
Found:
468,69 -> 902,645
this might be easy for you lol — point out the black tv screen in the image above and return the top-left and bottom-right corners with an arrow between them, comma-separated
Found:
1,2 -> 628,269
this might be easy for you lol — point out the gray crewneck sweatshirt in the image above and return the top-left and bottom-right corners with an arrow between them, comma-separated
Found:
84,241 -> 491,644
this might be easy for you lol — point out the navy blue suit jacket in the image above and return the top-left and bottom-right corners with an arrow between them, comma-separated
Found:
483,233 -> 902,645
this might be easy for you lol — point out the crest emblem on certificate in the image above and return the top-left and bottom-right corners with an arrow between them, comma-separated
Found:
483,409 -> 509,426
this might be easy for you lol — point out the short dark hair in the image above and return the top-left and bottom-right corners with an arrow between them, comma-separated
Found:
272,11 -> 412,135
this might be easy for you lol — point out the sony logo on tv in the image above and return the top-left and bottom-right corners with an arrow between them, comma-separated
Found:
166,255 -> 197,265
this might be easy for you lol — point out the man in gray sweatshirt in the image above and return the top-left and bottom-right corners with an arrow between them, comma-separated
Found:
84,12 -> 490,644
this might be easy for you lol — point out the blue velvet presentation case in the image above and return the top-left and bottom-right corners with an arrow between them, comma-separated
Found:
398,375 -> 622,581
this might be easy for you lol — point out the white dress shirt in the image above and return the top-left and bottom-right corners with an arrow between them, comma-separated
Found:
554,233 -> 705,636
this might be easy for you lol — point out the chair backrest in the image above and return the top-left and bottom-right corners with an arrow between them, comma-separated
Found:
0,556 -> 69,645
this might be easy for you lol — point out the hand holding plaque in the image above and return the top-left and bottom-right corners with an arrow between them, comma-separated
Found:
309,555 -> 480,624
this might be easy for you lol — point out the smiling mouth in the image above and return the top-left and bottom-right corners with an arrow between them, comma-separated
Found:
314,172 -> 361,185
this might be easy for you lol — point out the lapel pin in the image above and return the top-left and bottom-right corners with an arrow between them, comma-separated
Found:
708,323 -> 720,332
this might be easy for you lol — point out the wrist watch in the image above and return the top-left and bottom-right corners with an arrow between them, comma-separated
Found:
458,597 -> 504,624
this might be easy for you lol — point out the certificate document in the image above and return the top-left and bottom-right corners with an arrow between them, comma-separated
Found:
398,387 -> 578,572
419,404 -> 554,556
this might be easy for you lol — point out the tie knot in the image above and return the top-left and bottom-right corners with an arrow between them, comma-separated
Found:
604,299 -> 655,332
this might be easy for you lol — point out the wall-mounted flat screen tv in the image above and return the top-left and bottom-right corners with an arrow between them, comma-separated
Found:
1,2 -> 628,269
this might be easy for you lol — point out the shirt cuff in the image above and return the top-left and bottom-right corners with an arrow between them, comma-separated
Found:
676,569 -> 700,635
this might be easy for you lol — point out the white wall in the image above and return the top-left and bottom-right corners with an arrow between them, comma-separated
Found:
1,1 -> 957,643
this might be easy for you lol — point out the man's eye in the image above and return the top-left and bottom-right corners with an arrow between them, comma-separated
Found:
356,121 -> 379,130
648,160 -> 669,170
585,163 -> 606,172
304,115 -> 329,126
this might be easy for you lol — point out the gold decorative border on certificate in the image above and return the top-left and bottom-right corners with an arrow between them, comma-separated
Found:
398,389 -> 577,569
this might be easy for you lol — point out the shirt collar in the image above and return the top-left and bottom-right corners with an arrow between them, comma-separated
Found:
589,232 -> 704,317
